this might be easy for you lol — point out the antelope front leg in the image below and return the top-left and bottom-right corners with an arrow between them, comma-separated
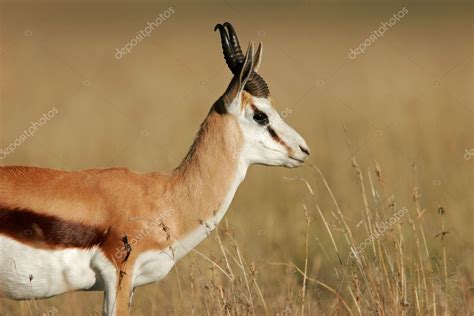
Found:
102,268 -> 133,316
115,269 -> 134,316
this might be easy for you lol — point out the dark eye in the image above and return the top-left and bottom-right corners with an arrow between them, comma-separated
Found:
253,112 -> 269,125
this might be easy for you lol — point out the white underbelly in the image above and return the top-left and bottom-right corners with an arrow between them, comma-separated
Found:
0,235 -> 101,300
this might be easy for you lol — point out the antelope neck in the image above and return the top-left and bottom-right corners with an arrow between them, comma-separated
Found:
165,110 -> 247,240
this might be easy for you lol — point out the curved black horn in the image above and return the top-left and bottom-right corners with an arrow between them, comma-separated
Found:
214,22 -> 270,98
246,72 -> 270,98
214,23 -> 240,73
223,22 -> 245,67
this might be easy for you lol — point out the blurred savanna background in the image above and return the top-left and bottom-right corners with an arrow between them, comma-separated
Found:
0,0 -> 473,315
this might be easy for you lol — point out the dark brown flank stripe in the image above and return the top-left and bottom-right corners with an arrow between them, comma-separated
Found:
0,207 -> 111,249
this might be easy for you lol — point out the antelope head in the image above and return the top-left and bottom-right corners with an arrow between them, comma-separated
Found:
215,22 -> 310,168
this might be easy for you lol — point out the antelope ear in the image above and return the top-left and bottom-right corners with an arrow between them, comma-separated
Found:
221,42 -> 254,112
238,42 -> 254,90
253,42 -> 263,73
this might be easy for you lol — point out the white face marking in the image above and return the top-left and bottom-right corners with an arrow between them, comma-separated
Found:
228,95 -> 310,167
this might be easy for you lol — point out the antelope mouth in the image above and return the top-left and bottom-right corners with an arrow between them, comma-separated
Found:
289,156 -> 306,163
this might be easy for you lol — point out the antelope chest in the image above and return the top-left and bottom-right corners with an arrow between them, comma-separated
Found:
132,225 -> 212,287
131,177 -> 241,287
131,250 -> 176,288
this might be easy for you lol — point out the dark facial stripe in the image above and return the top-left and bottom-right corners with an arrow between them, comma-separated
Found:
267,126 -> 293,155
0,207 -> 110,249
267,126 -> 281,142
251,104 -> 293,155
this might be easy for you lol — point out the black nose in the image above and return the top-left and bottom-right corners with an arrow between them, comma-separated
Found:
299,145 -> 310,156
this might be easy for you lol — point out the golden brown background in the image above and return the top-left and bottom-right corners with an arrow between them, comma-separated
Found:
0,0 -> 472,315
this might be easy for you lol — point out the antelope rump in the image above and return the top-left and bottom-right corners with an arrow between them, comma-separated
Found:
0,23 -> 310,315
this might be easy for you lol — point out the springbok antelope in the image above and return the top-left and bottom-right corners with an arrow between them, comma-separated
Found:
0,22 -> 310,315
